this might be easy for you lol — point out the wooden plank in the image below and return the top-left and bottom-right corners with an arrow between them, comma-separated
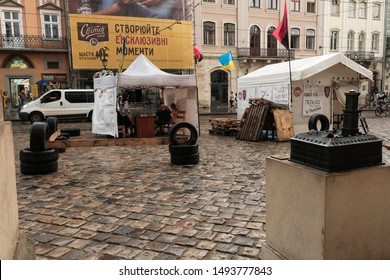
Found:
273,109 -> 295,141
45,137 -> 169,148
48,130 -> 61,142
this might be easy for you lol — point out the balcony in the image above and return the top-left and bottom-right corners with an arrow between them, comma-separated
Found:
344,51 -> 375,65
0,35 -> 68,51
237,47 -> 295,60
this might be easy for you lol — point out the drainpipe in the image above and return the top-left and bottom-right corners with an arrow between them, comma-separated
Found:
64,0 -> 74,88
382,0 -> 389,92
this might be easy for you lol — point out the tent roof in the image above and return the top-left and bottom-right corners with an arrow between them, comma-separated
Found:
238,53 -> 373,88
118,54 -> 197,88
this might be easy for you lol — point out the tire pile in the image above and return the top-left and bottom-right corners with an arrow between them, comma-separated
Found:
169,122 -> 200,165
20,117 -> 75,175
20,120 -> 59,175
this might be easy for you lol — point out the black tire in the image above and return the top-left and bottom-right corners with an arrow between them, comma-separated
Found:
308,113 -> 329,131
88,111 -> 93,122
169,144 -> 199,155
29,111 -> 44,123
30,122 -> 48,151
384,106 -> 390,117
56,135 -> 69,140
375,107 -> 382,117
61,127 -> 80,137
171,153 -> 200,165
169,122 -> 198,146
20,148 -> 59,164
55,135 -> 68,153
60,132 -> 70,138
20,161 -> 58,175
47,117 -> 58,138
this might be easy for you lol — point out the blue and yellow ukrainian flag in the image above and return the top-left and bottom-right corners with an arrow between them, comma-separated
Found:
219,50 -> 235,71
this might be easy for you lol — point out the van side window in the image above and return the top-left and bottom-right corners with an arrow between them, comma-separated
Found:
65,91 -> 88,103
43,91 -> 61,103
86,91 -> 95,102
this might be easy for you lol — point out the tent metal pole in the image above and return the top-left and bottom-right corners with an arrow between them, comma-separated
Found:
288,49 -> 293,107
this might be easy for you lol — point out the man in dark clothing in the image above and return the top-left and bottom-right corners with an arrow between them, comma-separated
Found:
18,88 -> 26,113
155,102 -> 171,135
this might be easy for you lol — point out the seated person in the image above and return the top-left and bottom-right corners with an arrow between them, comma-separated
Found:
170,103 -> 178,123
117,110 -> 135,136
155,102 -> 172,134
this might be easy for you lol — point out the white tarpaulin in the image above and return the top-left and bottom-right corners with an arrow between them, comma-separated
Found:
92,75 -> 118,137
238,53 -> 373,89
118,54 -> 197,88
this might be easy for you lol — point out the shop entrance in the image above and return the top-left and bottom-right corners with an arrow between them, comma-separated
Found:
210,70 -> 228,113
9,78 -> 31,110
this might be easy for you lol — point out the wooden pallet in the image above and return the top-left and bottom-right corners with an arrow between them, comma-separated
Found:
236,103 -> 270,141
236,99 -> 291,142
209,117 -> 240,136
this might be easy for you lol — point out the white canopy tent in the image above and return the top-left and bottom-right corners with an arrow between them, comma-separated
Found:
237,53 -> 373,134
238,52 -> 372,88
118,54 -> 197,88
117,54 -> 199,132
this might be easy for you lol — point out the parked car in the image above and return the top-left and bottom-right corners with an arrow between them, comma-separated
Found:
19,89 -> 94,123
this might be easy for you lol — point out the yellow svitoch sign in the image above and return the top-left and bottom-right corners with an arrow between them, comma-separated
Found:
69,14 -> 193,70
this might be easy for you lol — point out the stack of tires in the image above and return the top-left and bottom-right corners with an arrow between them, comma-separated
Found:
169,122 -> 199,165
20,121 -> 59,175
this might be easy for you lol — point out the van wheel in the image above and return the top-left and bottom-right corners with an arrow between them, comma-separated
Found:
29,112 -> 44,123
88,111 -> 93,122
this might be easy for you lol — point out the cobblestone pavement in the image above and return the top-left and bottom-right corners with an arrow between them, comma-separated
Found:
11,113 -> 390,260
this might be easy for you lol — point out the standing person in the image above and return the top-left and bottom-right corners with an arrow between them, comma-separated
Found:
18,88 -> 26,113
229,91 -> 235,112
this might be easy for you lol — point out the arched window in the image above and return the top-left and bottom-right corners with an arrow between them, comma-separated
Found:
330,31 -> 338,51
306,29 -> 315,49
224,23 -> 235,46
2,55 -> 33,69
267,27 -> 277,56
250,25 -> 261,56
347,31 -> 355,51
291,28 -> 300,49
203,21 -> 215,45
358,32 -> 365,51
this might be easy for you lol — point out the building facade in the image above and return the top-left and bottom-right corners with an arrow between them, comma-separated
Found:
194,0 -> 387,112
320,0 -> 386,93
193,0 -> 323,112
1,0 -> 388,114
0,0 -> 69,111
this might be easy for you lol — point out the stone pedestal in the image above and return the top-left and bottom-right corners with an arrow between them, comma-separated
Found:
262,157 -> 390,260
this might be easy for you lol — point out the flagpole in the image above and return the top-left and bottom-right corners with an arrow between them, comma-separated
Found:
272,0 -> 292,108
288,49 -> 292,107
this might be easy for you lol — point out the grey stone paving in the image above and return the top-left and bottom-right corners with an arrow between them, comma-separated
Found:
11,113 -> 390,260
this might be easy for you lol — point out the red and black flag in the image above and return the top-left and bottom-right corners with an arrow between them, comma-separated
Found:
273,0 -> 289,50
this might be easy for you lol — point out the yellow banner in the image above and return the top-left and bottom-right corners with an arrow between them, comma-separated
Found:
69,14 -> 193,70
